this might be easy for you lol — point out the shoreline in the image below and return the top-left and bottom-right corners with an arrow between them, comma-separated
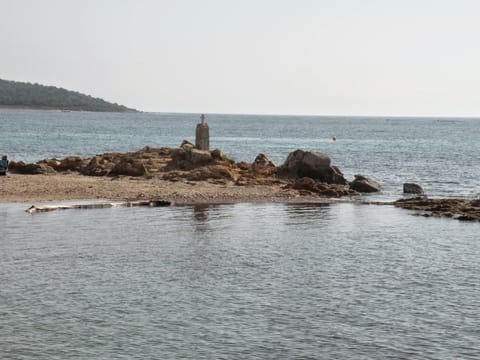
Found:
3,173 -> 480,222
0,173 -> 344,205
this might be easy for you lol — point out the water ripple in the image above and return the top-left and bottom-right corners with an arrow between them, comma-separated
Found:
1,203 -> 480,359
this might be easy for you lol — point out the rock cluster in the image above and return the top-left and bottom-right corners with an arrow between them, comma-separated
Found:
288,177 -> 358,197
8,145 -> 382,199
8,161 -> 56,175
394,197 -> 480,221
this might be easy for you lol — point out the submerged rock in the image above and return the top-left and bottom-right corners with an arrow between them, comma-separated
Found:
394,197 -> 480,222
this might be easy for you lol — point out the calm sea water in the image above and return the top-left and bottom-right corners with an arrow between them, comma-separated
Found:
1,110 -> 480,359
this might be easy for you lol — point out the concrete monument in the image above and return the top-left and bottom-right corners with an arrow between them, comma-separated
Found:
195,114 -> 210,150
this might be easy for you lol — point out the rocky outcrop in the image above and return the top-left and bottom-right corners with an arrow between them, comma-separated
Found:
211,149 -> 229,162
349,174 -> 381,193
394,197 -> 480,221
280,150 -> 347,185
169,148 -> 211,170
36,156 -> 86,172
186,165 -> 238,182
8,145 -> 385,200
253,153 -> 276,168
81,156 -> 112,176
403,183 -> 424,195
168,144 -> 233,171
288,177 -> 358,197
110,159 -> 147,176
187,149 -> 212,166
163,164 -> 237,183
8,161 -> 55,175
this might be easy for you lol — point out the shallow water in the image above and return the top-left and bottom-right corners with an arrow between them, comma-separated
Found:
1,202 -> 480,359
1,110 -> 480,358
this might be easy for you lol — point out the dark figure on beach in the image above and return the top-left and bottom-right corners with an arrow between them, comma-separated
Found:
0,155 -> 9,175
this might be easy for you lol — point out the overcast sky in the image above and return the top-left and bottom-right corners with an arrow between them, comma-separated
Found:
2,0 -> 480,115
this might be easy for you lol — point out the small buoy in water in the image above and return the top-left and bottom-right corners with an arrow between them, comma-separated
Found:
332,136 -> 337,141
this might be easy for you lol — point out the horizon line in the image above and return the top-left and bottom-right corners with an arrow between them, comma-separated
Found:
143,110 -> 480,119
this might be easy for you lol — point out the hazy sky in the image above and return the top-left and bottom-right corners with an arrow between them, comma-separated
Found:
2,0 -> 480,115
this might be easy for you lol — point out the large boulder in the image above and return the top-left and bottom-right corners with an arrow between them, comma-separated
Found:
281,150 -> 347,185
169,147 -> 216,170
403,183 -> 424,195
349,174 -> 381,193
186,149 -> 212,166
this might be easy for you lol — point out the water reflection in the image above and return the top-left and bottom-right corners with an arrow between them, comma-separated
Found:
193,204 -> 210,223
191,204 -> 219,234
189,203 -> 335,233
284,203 -> 332,225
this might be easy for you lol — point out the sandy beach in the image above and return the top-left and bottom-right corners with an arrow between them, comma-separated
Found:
0,173 -> 317,204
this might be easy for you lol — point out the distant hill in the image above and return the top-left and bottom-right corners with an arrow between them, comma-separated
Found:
0,78 -> 137,112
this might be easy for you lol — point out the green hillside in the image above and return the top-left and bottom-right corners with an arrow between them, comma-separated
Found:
0,78 -> 137,112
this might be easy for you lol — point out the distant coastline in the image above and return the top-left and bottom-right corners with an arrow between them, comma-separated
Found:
0,105 -> 138,113
0,78 -> 137,113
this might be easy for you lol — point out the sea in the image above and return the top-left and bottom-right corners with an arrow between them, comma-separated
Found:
1,109 -> 480,359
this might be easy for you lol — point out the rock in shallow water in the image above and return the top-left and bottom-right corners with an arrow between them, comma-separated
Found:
394,197 -> 480,222
349,174 -> 381,193
403,182 -> 424,195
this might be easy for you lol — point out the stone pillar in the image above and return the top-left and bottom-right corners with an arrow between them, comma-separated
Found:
195,114 -> 210,150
